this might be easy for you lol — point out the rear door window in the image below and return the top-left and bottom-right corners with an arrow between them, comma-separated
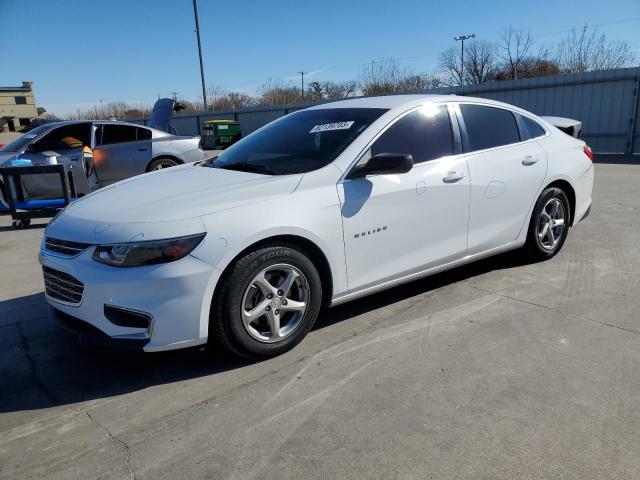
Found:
99,125 -> 138,145
460,104 -> 520,152
371,104 -> 454,164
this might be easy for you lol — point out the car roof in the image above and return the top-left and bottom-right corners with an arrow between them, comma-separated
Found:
308,94 -> 528,114
40,119 -> 147,128
40,119 -> 168,135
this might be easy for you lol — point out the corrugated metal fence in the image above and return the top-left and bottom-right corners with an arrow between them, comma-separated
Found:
139,67 -> 640,154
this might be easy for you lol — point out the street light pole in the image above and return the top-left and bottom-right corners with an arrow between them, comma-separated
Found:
454,34 -> 475,90
193,0 -> 208,111
297,70 -> 306,102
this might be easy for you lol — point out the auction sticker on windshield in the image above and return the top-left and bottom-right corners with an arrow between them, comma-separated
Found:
309,121 -> 354,133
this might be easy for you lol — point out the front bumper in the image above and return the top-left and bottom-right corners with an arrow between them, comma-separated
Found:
50,306 -> 150,350
41,246 -> 220,352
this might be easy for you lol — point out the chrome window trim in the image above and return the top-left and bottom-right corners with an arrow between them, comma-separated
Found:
451,101 -> 550,156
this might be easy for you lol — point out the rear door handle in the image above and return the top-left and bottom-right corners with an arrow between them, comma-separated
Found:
443,171 -> 465,183
138,147 -> 148,151
522,155 -> 539,166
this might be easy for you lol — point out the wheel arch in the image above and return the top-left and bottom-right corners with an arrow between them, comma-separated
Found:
210,234 -> 335,318
543,178 -> 576,225
146,155 -> 184,172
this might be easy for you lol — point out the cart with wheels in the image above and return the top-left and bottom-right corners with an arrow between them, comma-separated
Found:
0,164 -> 77,229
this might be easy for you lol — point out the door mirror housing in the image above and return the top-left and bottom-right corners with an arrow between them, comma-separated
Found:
347,153 -> 413,179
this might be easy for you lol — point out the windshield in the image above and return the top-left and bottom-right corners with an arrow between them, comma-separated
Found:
208,108 -> 387,175
0,124 -> 51,152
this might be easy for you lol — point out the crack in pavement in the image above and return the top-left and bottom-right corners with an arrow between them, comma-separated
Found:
14,320 -> 60,405
467,284 -> 640,335
77,409 -> 136,480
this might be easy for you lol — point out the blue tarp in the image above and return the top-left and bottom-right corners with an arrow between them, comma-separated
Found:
0,198 -> 76,212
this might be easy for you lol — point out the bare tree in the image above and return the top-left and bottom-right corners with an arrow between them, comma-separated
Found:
305,80 -> 360,100
438,47 -> 463,86
360,57 -> 414,95
68,101 -> 152,120
499,27 -> 534,79
257,79 -> 300,105
323,80 -> 359,99
464,40 -> 499,84
306,81 -> 324,100
194,87 -> 256,111
396,74 -> 443,92
554,25 -> 635,73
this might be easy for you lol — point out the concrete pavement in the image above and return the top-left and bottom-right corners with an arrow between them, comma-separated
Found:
0,162 -> 639,479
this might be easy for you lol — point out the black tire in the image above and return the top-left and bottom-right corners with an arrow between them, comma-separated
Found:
211,244 -> 323,359
523,187 -> 571,261
147,157 -> 180,172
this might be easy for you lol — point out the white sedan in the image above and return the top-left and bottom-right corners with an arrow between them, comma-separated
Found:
41,95 -> 594,358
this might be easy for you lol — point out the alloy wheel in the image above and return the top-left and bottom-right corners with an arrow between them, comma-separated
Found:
240,263 -> 310,343
538,197 -> 566,250
154,161 -> 175,170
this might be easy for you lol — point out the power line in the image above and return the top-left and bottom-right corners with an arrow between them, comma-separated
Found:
533,16 -> 640,39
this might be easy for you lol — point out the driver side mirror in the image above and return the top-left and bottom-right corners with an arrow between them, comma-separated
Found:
347,153 -> 413,179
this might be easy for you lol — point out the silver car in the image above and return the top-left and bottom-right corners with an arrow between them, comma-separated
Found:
0,119 -> 204,199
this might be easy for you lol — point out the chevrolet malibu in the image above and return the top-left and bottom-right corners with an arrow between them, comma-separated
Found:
41,95 -> 595,358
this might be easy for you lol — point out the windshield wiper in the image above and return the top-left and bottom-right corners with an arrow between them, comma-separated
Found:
217,162 -> 276,175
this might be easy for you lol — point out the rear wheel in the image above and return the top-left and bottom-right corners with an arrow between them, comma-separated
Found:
211,244 -> 322,359
523,187 -> 570,260
147,157 -> 180,171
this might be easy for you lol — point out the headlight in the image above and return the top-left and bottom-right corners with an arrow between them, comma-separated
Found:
92,233 -> 206,267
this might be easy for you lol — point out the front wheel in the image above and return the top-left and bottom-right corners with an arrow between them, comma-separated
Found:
523,187 -> 571,260
211,244 -> 322,359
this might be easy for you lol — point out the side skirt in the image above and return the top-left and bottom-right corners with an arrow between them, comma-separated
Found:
329,240 -> 524,307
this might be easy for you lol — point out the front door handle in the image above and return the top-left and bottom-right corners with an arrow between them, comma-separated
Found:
522,155 -> 539,166
138,147 -> 148,151
443,171 -> 465,183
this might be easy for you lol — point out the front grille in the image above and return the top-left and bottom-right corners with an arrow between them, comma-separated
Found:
43,266 -> 84,305
45,237 -> 91,256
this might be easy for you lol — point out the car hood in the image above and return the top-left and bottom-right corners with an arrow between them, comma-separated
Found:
46,164 -> 302,243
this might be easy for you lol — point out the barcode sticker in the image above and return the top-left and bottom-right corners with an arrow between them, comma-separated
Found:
309,121 -> 354,133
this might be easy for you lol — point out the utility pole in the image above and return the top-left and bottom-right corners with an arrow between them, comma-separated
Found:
193,0 -> 208,111
454,34 -> 475,90
297,70 -> 306,102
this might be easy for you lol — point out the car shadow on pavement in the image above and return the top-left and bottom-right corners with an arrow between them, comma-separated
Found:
0,250 -> 531,415
316,249 -> 531,330
0,224 -> 47,233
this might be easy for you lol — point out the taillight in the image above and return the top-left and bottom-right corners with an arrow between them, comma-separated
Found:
583,146 -> 593,162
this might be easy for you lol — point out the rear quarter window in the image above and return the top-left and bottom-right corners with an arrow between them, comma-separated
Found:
460,104 -> 520,152
137,127 -> 152,141
518,114 -> 546,140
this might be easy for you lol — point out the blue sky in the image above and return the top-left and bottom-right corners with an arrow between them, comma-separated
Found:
0,0 -> 638,116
